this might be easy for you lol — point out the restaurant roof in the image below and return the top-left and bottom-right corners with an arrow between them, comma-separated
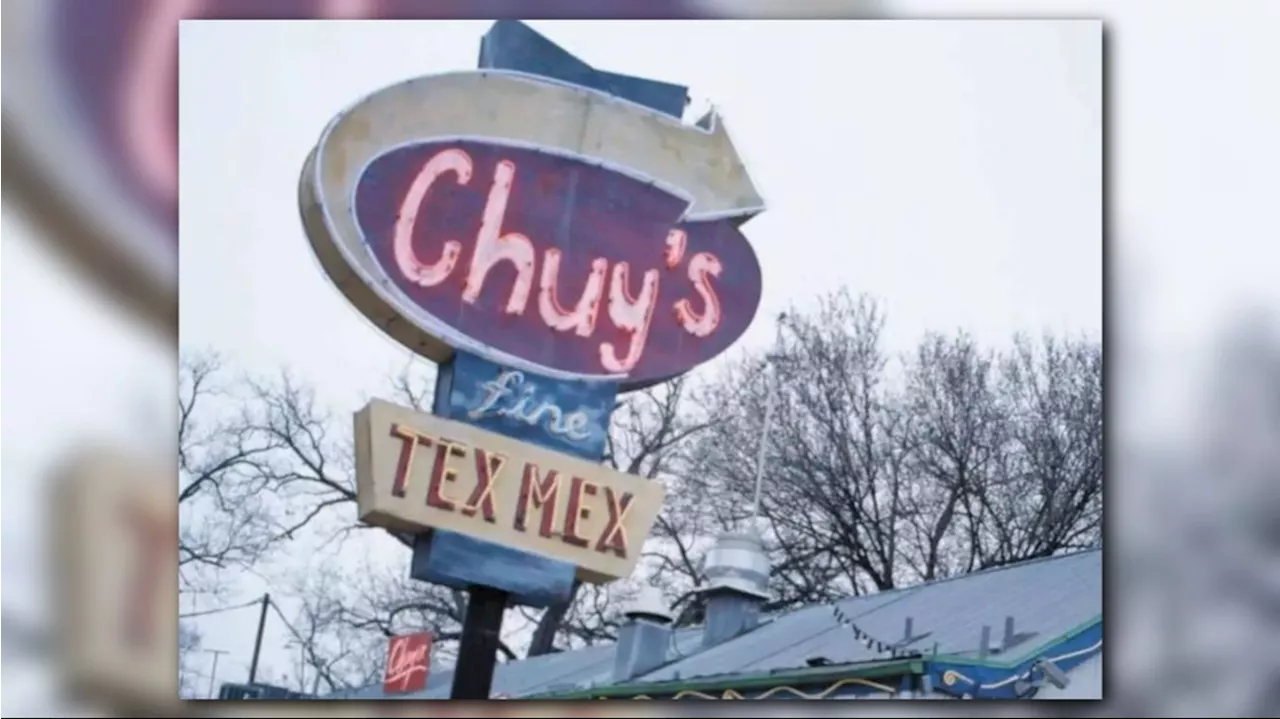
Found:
327,548 -> 1102,700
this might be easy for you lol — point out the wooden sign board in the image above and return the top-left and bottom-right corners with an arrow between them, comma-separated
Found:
355,399 -> 666,584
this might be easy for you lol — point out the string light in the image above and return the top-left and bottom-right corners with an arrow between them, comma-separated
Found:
830,606 -> 922,660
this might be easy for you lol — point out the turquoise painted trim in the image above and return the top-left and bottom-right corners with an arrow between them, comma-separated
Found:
932,614 -> 1102,668
927,619 -> 1103,699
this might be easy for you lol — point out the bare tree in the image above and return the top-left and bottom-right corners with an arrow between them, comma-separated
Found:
686,291 -> 906,608
177,621 -> 203,698
179,287 -> 1103,688
678,290 -> 1104,613
971,334 -> 1104,564
226,363 -> 526,665
277,569 -> 391,695
180,352 -> 707,679
897,331 -> 1003,580
178,352 -> 281,599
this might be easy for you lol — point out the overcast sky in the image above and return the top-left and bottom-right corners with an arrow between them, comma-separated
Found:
166,18 -> 1102,691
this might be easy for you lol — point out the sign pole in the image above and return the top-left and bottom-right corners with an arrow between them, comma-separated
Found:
450,586 -> 509,699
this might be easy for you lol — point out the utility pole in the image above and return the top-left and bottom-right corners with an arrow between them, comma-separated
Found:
749,313 -> 787,528
203,648 -> 230,699
247,593 -> 270,684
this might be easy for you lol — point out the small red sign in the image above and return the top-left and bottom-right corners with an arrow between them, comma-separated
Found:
383,631 -> 432,695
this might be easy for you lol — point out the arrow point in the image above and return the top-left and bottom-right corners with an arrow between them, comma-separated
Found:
695,109 -> 767,223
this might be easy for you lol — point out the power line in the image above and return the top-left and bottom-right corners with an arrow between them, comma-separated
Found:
267,597 -> 306,642
179,597 -> 260,620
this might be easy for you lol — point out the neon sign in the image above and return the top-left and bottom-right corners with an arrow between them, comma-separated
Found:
383,632 -> 432,695
341,139 -> 763,388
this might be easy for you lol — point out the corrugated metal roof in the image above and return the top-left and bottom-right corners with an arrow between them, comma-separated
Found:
646,548 -> 1101,685
326,548 -> 1101,699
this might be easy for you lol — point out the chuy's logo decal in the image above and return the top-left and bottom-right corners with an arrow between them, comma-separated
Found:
301,71 -> 764,389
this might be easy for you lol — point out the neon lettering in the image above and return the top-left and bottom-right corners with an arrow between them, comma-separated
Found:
561,477 -> 595,548
599,263 -> 661,373
595,488 -> 635,558
389,424 -> 434,498
461,448 -> 505,523
664,229 -> 687,269
383,633 -> 431,693
467,370 -> 594,441
514,464 -> 561,538
539,249 -> 607,336
462,160 -> 536,315
381,148 -> 748,377
425,439 -> 467,511
394,149 -> 470,287
674,252 -> 724,338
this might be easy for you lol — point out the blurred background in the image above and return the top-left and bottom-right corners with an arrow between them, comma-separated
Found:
3,0 -> 1279,717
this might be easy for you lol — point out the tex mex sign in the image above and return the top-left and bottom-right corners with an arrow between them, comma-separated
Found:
356,399 -> 666,583
299,70 -> 765,389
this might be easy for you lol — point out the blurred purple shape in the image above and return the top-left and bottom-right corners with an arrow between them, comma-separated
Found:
50,0 -> 706,254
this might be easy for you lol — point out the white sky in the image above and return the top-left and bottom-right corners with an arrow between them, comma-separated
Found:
169,18 -> 1102,690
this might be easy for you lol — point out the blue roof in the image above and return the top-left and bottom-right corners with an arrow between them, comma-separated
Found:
328,548 -> 1101,699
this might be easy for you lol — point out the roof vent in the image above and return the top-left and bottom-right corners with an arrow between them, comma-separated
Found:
699,527 -> 771,649
624,585 -> 674,625
701,528 -> 770,600
613,586 -> 674,683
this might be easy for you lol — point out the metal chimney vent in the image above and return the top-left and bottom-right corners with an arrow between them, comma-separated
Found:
698,527 -> 771,649
702,529 -> 771,600
625,585 -> 674,625
613,586 -> 674,682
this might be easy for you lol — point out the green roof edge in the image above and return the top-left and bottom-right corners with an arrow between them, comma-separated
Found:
534,657 -> 924,700
533,614 -> 1102,700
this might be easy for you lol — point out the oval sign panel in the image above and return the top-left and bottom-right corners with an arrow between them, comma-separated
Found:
301,73 -> 763,389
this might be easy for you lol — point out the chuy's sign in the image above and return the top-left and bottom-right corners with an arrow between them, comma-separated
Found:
355,399 -> 666,583
383,632 -> 432,695
306,34 -> 764,612
299,70 -> 764,389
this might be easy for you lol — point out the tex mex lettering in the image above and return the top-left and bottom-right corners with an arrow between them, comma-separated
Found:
388,423 -> 635,558
391,148 -> 725,374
